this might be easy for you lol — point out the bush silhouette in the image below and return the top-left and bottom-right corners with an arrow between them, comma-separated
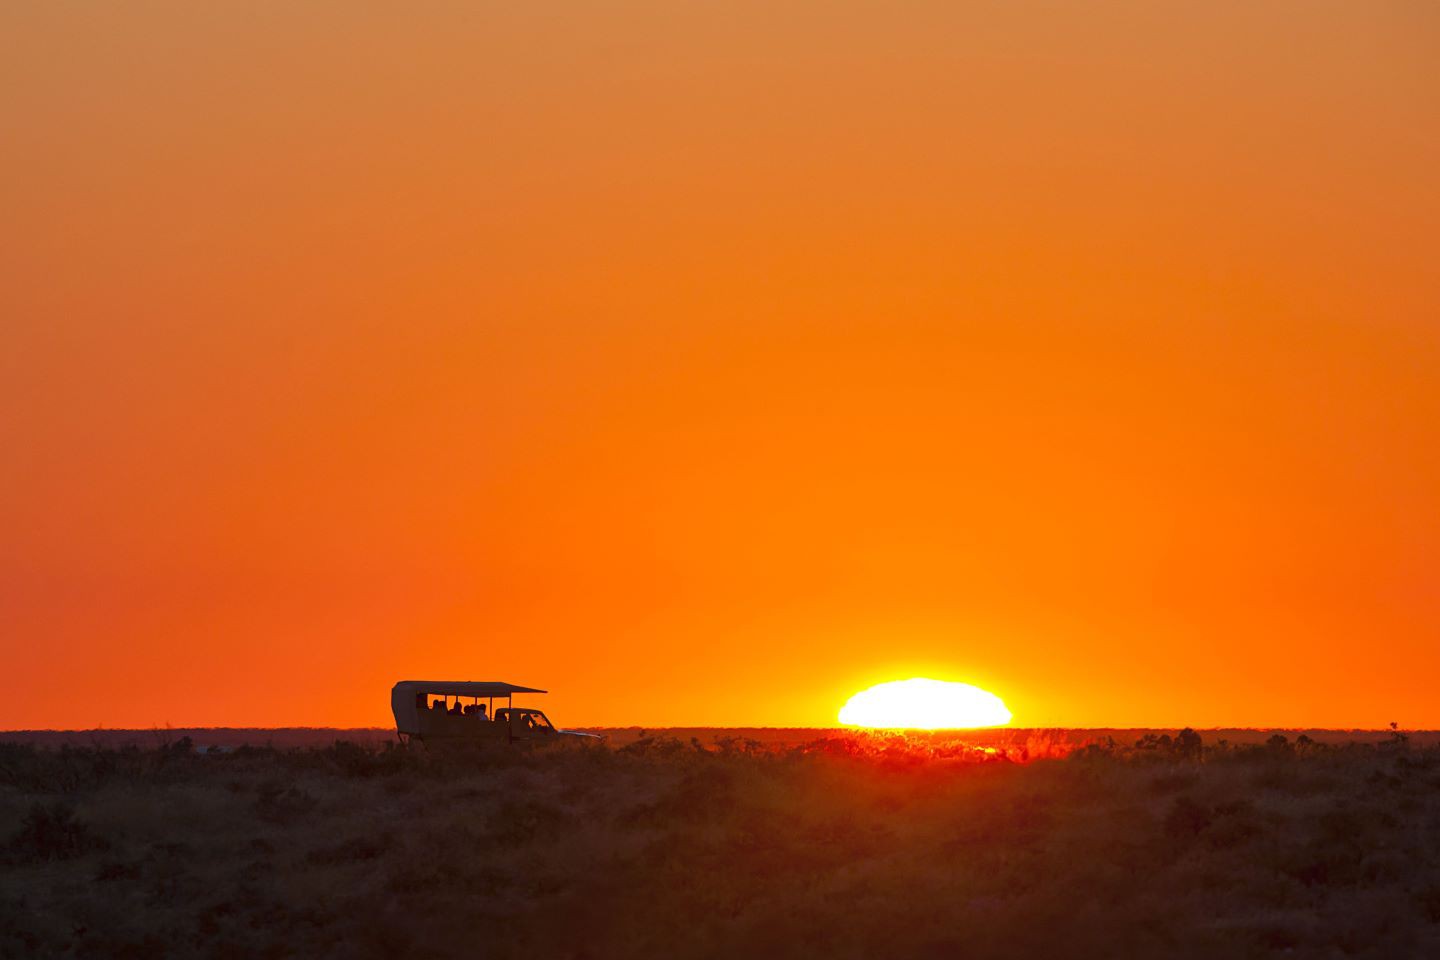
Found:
7,802 -> 104,863
253,781 -> 318,825
1174,727 -> 1203,760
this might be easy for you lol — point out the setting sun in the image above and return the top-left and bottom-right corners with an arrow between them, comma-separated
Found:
838,679 -> 1013,730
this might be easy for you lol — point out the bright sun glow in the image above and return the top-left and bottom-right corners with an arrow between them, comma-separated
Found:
839,678 -> 1013,729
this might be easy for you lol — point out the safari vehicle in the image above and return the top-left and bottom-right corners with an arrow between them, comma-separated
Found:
390,680 -> 600,748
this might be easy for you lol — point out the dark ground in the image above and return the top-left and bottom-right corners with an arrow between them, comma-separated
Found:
2,728 -> 1438,959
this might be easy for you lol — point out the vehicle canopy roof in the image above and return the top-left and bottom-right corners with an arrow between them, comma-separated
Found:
391,680 -> 547,735
393,680 -> 546,699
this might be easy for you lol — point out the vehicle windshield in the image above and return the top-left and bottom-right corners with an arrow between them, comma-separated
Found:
529,711 -> 554,732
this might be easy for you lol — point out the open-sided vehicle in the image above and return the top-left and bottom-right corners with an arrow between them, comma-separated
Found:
390,680 -> 600,747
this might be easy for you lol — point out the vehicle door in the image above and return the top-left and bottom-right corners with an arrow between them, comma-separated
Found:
508,710 -> 533,741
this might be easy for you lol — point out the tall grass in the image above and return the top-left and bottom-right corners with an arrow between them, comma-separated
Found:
2,730 -> 1437,959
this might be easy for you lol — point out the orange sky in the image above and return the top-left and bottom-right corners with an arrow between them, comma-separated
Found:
2,2 -> 1438,730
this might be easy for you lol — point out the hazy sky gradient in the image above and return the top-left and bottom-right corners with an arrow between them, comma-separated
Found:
3,2 -> 1437,728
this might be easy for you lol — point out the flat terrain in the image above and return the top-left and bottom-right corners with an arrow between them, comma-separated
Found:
3,729 -> 1438,959
8,726 -> 1438,750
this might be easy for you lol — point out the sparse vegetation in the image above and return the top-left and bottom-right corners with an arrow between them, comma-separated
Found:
2,730 -> 1438,959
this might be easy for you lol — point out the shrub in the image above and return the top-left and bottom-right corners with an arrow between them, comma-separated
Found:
1174,727 -> 1203,760
1163,796 -> 1213,840
253,782 -> 318,825
7,802 -> 105,863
